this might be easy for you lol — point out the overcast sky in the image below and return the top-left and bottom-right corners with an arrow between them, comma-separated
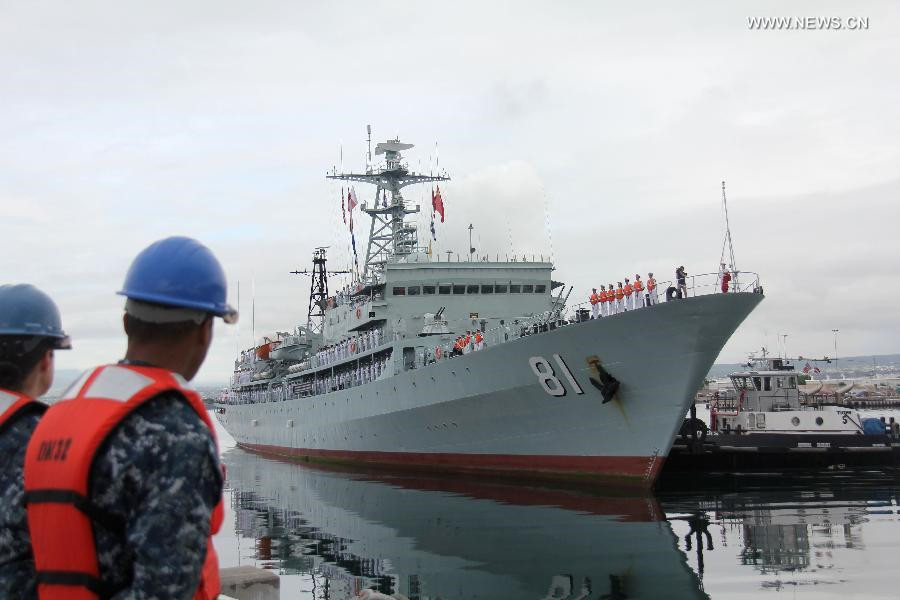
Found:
2,1 -> 898,384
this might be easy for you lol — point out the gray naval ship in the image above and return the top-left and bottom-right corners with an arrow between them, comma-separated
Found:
215,132 -> 764,487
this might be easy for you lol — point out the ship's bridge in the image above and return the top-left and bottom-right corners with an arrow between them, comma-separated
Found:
323,260 -> 557,342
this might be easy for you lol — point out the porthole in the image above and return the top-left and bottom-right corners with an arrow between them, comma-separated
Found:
791,417 -> 800,426
816,416 -> 824,426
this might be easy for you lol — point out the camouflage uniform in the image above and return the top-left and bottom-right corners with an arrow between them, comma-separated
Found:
89,392 -> 222,599
0,411 -> 41,600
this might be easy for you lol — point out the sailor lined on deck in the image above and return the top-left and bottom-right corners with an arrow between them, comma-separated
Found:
474,330 -> 484,351
614,282 -> 624,314
589,288 -> 601,319
599,285 -> 609,317
676,266 -> 688,297
647,273 -> 658,305
633,274 -> 644,309
623,278 -> 634,311
720,264 -> 732,293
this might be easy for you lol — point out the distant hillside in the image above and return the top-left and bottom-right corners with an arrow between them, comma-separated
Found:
707,353 -> 900,380
44,369 -> 225,401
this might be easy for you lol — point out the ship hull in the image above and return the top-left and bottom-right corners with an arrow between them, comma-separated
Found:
217,292 -> 762,487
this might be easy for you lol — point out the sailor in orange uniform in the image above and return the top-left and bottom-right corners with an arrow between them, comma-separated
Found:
623,278 -> 634,311
646,272 -> 658,306
589,288 -> 601,319
633,274 -> 645,309
474,330 -> 484,351
24,237 -> 236,600
614,282 -> 625,314
599,285 -> 609,317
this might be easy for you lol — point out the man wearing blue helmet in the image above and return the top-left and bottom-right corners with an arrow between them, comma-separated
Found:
25,237 -> 236,600
0,284 -> 70,599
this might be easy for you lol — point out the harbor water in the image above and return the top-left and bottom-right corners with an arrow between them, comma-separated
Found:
212,413 -> 900,600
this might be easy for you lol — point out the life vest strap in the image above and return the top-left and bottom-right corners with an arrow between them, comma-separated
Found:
36,570 -> 112,597
25,489 -> 126,534
0,399 -> 46,436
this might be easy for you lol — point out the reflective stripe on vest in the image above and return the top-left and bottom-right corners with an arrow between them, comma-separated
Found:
0,389 -> 46,436
24,364 -> 222,600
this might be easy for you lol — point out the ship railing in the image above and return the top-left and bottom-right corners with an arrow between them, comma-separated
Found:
312,326 -> 386,369
564,270 -> 762,317
219,272 -> 763,403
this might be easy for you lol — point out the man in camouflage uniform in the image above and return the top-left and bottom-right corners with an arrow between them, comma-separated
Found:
0,284 -> 71,599
25,237 -> 237,599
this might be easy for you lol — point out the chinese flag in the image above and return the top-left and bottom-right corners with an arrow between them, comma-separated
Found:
432,186 -> 445,222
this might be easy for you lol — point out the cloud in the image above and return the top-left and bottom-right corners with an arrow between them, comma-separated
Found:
2,1 -> 898,384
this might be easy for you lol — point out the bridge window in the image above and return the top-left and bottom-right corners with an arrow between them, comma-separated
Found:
788,376 -> 796,388
392,287 -> 406,296
407,286 -> 421,296
452,285 -> 465,295
534,284 -> 546,293
439,285 -> 451,294
495,284 -> 508,293
466,285 -> 479,294
423,285 -> 436,295
522,284 -> 534,293
752,377 -> 762,391
510,284 -> 521,293
763,377 -> 772,391
481,285 -> 494,294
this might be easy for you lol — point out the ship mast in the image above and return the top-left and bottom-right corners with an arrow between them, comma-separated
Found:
327,126 -> 449,283
290,247 -> 350,335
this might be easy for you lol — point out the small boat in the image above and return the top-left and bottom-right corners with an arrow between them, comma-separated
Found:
666,352 -> 900,472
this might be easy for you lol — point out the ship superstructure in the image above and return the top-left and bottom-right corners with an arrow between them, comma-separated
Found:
216,131 -> 764,487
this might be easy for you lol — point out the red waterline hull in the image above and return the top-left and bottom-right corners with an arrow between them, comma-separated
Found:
239,442 -> 667,488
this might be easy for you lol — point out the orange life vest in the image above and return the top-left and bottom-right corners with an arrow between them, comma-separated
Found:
0,389 -> 46,435
589,293 -> 600,305
633,279 -> 644,292
615,287 -> 624,300
475,332 -> 484,344
24,364 -> 222,600
599,290 -> 607,302
647,277 -> 657,292
623,283 -> 633,296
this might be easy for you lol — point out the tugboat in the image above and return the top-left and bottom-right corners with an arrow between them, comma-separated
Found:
214,127 -> 764,488
667,352 -> 900,472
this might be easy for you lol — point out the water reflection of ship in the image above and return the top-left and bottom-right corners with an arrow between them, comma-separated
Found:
223,448 -> 709,600
661,474 -> 900,583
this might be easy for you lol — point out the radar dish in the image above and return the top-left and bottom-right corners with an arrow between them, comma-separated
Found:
375,140 -> 414,155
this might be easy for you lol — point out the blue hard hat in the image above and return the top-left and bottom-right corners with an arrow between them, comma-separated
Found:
0,284 -> 72,349
118,236 -> 238,323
